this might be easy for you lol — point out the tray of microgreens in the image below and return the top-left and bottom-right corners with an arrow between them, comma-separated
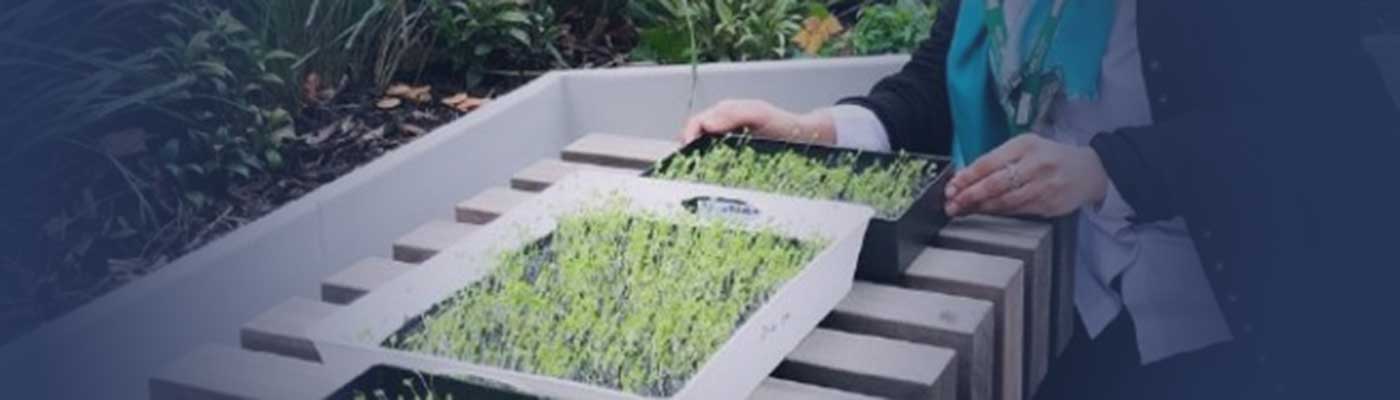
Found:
648,133 -> 953,283
308,171 -> 873,400
335,364 -> 530,400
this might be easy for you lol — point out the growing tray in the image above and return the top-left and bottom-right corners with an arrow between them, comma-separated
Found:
646,134 -> 953,283
308,171 -> 873,400
329,365 -> 533,399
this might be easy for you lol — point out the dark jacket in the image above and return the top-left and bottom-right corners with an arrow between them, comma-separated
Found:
841,0 -> 1400,397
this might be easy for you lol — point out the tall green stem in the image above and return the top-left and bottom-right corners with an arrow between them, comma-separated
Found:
682,0 -> 699,115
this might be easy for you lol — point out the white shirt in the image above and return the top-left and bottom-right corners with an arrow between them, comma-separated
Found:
832,0 -> 1231,364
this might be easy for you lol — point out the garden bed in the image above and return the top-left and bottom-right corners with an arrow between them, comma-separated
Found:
648,134 -> 952,282
0,0 -> 942,346
309,171 -> 873,399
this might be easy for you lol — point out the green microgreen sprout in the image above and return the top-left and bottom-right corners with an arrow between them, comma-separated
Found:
655,134 -> 938,218
384,202 -> 826,397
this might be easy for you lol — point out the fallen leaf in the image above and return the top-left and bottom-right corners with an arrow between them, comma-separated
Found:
305,116 -> 348,146
795,14 -> 843,55
98,128 -> 148,157
441,93 -> 470,106
453,97 -> 488,112
376,97 -> 402,110
359,125 -> 387,142
385,83 -> 414,97
405,85 -> 432,103
400,123 -> 428,137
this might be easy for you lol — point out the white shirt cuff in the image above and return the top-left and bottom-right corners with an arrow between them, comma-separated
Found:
1093,180 -> 1136,221
830,105 -> 892,152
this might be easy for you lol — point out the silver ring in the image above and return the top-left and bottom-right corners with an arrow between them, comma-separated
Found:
1005,162 -> 1024,190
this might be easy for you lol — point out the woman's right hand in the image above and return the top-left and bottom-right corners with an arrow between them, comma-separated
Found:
680,99 -> 829,144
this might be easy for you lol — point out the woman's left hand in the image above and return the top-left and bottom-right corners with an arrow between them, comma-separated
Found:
945,135 -> 1110,218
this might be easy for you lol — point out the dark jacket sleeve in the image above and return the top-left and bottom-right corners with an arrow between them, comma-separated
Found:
837,0 -> 961,156
1089,0 -> 1397,223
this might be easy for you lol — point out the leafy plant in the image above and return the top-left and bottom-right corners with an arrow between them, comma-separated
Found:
830,0 -> 939,56
426,0 -> 563,87
147,1 -> 300,206
655,135 -> 938,218
386,203 -> 825,397
0,0 -> 164,161
238,0 -> 435,94
631,0 -> 804,63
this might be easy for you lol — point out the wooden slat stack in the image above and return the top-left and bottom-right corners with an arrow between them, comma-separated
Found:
153,133 -> 1071,400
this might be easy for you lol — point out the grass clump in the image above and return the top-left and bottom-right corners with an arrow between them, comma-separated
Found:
385,204 -> 825,397
654,135 -> 937,218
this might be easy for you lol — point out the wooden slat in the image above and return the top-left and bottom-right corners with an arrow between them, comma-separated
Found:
391,220 -> 479,263
453,188 -> 533,225
749,378 -> 881,400
1050,215 -> 1078,357
239,297 -> 338,363
774,329 -> 957,400
321,257 -> 413,305
824,282 -> 994,400
150,345 -> 344,400
906,248 -> 1025,400
938,215 -> 1052,398
511,159 -> 641,192
560,133 -> 680,169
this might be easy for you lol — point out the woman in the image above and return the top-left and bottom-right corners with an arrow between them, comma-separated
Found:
681,0 -> 1397,398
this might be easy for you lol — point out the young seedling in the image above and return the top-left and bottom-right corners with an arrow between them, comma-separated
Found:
656,135 -> 938,218
385,203 -> 825,397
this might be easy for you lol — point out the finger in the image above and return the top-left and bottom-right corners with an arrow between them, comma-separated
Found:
680,116 -> 705,144
948,137 -> 1036,196
700,103 -> 765,136
971,179 -> 1047,216
951,163 -> 1021,213
680,102 -> 748,143
699,112 -> 743,136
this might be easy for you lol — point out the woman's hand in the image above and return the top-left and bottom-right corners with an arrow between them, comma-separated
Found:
680,99 -> 836,145
945,135 -> 1110,218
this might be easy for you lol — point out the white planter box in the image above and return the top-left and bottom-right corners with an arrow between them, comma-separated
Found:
0,56 -> 906,400
311,171 -> 873,399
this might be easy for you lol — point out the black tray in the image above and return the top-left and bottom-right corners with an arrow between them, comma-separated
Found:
328,365 -> 536,399
645,135 -> 954,283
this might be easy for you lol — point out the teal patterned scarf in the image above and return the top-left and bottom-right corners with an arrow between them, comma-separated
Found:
946,0 -> 1116,166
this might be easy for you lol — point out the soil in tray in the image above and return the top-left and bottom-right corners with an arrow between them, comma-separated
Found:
651,134 -> 942,219
384,204 -> 825,398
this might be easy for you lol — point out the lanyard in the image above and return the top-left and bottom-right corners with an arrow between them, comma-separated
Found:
984,0 -> 1069,134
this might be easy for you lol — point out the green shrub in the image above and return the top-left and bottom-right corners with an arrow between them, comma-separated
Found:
834,0 -> 939,56
654,135 -> 938,218
547,0 -> 633,21
387,204 -> 824,397
239,0 -> 434,92
0,1 -> 163,159
426,0 -> 563,87
148,1 -> 300,205
631,0 -> 804,63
